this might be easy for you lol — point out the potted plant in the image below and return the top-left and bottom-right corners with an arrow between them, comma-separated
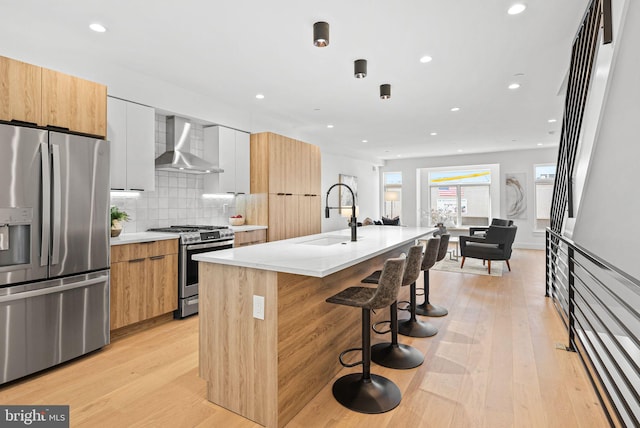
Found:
110,206 -> 130,237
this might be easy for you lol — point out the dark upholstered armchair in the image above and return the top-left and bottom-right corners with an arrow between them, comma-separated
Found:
469,218 -> 513,239
459,225 -> 517,274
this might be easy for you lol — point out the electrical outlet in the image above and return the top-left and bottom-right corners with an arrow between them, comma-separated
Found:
253,295 -> 265,320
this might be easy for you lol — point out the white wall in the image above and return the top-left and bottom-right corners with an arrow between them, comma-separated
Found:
573,0 -> 639,279
382,147 -> 558,249
321,153 -> 380,233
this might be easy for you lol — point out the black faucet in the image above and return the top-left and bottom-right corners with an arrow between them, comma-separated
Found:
325,183 -> 358,242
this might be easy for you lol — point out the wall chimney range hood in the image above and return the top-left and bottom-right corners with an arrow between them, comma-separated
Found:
155,116 -> 222,174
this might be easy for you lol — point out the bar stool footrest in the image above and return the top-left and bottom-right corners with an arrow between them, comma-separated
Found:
397,300 -> 410,312
332,373 -> 402,414
372,320 -> 391,335
338,347 -> 363,368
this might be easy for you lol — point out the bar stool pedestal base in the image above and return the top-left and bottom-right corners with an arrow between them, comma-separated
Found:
332,373 -> 401,414
371,342 -> 424,369
397,318 -> 438,337
415,302 -> 448,317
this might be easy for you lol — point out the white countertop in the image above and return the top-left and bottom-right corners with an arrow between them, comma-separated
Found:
110,232 -> 179,245
193,226 -> 435,277
229,225 -> 268,232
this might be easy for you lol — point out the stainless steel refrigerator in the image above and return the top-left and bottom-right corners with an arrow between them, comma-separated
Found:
0,123 -> 110,385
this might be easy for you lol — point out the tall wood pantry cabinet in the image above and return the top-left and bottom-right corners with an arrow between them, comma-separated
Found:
250,132 -> 321,241
0,55 -> 107,137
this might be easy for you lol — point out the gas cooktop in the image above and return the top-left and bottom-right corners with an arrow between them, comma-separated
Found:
148,225 -> 229,233
147,225 -> 234,244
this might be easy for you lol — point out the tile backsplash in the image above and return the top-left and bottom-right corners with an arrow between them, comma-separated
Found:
110,114 -> 242,233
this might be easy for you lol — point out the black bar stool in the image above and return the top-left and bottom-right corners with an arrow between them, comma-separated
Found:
361,245 -> 424,369
416,233 -> 450,317
325,256 -> 406,414
398,237 -> 440,338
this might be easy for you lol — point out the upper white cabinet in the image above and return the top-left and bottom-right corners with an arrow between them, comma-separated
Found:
107,97 -> 155,191
203,126 -> 250,195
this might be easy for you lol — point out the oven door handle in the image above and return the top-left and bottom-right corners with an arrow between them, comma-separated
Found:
185,241 -> 234,251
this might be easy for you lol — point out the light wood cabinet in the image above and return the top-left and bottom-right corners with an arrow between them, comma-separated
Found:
41,68 -> 107,137
250,132 -> 322,242
0,56 -> 42,125
107,97 -> 155,191
110,239 -> 178,330
0,55 -> 107,137
233,229 -> 267,247
203,126 -> 250,195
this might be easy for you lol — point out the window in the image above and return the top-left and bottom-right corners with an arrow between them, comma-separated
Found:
383,172 -> 402,219
423,168 -> 495,228
534,164 -> 556,231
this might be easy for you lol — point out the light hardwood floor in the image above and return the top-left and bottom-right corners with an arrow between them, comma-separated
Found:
0,249 -> 608,427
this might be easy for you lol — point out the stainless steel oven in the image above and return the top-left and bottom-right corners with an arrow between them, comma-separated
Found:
148,225 -> 234,318
180,240 -> 233,317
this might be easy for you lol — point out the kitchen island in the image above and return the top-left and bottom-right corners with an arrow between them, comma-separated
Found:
194,226 -> 435,427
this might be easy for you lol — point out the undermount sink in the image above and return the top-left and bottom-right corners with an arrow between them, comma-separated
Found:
298,235 -> 352,246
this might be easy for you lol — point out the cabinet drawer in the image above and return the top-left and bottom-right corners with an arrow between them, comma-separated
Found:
234,229 -> 267,246
147,239 -> 178,257
111,239 -> 178,263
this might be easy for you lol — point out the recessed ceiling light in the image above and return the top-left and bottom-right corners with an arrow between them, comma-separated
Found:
508,83 -> 521,90
419,55 -> 433,63
548,118 -> 557,123
362,139 -> 368,143
430,132 -> 438,136
89,23 -> 107,33
450,107 -> 460,112
255,94 -> 265,99
457,149 -> 464,153
537,143 -> 543,146
507,4 -> 527,15
327,124 -> 334,128
397,154 -> 402,158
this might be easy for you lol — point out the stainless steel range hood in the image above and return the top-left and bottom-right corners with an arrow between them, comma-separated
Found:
155,116 -> 222,174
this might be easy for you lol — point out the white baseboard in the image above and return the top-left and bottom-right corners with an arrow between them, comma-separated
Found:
513,242 -> 545,250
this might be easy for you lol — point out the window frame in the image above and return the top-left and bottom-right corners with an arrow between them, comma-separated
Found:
382,171 -> 402,219
418,164 -> 500,229
533,163 -> 556,232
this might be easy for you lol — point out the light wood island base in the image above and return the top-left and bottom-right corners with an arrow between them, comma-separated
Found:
198,243 -> 412,427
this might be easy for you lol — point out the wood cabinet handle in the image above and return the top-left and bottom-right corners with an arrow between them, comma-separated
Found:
277,193 -> 286,196
149,255 -> 165,261
47,125 -> 70,131
129,258 -> 145,263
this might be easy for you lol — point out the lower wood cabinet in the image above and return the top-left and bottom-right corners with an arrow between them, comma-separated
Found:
234,229 -> 267,247
110,239 -> 178,330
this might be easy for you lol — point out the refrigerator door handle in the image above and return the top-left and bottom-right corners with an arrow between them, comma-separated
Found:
51,144 -> 62,266
0,275 -> 109,304
40,142 -> 51,267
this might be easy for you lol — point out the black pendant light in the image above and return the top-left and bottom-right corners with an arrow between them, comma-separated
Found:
380,84 -> 391,99
313,22 -> 330,47
354,59 -> 367,78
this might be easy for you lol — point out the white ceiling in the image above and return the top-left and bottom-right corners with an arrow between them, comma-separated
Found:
1,0 -> 588,162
